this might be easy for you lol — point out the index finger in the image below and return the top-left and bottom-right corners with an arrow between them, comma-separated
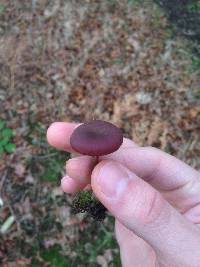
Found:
47,121 -> 136,154
47,122 -> 80,153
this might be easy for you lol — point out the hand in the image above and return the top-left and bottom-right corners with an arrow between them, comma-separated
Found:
47,122 -> 200,267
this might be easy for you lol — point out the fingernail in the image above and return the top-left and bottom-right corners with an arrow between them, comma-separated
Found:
67,158 -> 79,165
97,162 -> 129,198
61,176 -> 69,188
60,176 -> 79,194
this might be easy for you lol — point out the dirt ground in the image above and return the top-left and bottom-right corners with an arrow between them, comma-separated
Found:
0,1 -> 200,266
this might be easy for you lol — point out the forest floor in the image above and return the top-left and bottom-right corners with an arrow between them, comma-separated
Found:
0,1 -> 200,266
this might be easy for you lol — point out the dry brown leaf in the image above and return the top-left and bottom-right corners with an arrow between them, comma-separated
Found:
189,107 -> 200,119
147,117 -> 167,148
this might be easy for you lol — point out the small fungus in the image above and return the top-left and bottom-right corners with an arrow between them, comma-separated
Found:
70,120 -> 123,156
70,120 -> 123,221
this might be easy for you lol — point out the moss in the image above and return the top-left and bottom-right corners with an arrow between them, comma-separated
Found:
72,191 -> 107,221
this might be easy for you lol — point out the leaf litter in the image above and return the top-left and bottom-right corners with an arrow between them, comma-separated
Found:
0,0 -> 199,266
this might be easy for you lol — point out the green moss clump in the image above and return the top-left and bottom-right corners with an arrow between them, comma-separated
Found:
72,191 -> 107,221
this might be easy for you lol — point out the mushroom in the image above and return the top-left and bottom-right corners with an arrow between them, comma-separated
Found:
70,120 -> 123,220
70,120 -> 123,156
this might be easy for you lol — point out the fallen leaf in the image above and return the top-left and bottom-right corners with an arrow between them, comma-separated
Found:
96,255 -> 108,267
14,164 -> 25,177
0,215 -> 15,234
25,173 -> 35,184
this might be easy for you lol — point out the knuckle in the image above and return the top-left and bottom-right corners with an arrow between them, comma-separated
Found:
143,191 -> 163,224
133,186 -> 165,225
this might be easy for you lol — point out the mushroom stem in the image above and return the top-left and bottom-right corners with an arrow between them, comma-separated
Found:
69,120 -> 123,221
95,156 -> 99,164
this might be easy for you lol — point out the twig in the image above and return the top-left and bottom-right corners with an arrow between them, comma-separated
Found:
7,201 -> 22,235
0,170 -> 8,194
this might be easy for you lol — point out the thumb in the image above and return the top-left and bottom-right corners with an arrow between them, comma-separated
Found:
91,160 -> 200,267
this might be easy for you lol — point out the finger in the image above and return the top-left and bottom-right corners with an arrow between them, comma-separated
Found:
115,220 -> 157,267
102,146 -> 200,213
61,175 -> 86,194
48,122 -> 200,214
91,160 -> 200,267
65,136 -> 138,184
47,122 -> 80,153
102,146 -> 199,191
66,156 -> 97,184
47,122 -> 137,153
65,139 -> 137,185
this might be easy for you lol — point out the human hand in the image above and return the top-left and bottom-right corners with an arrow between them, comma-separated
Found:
47,122 -> 200,267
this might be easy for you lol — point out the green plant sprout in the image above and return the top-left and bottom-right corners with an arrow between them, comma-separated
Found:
187,2 -> 199,12
0,4 -> 5,15
0,120 -> 16,155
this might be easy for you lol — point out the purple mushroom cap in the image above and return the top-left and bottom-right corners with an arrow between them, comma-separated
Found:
70,120 -> 123,156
